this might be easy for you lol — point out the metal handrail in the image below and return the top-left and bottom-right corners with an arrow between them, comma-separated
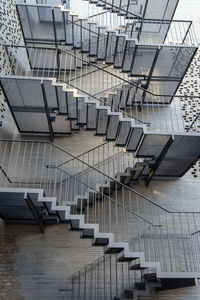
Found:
0,138 -> 200,215
59,46 -> 199,99
3,42 -> 198,100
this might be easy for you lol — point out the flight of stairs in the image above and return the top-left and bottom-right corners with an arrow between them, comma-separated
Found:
1,187 -> 197,299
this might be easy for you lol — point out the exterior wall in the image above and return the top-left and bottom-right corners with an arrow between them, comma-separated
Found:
0,0 -> 23,138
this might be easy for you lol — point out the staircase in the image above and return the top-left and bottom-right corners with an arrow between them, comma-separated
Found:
17,1 -> 197,94
71,0 -> 180,21
0,140 -> 200,299
1,0 -> 200,297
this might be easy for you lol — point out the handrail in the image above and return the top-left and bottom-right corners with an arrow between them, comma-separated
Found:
56,141 -> 109,167
3,43 -> 199,100
72,254 -> 105,278
59,46 -> 199,100
54,164 -> 154,225
2,44 -> 149,125
1,138 -> 200,215
49,149 -> 124,185
16,1 -> 194,23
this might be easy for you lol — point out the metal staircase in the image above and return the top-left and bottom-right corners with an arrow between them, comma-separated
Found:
0,140 -> 200,299
71,0 -> 180,21
16,1 -> 197,99
1,0 -> 200,298
1,43 -> 200,177
71,253 -> 161,299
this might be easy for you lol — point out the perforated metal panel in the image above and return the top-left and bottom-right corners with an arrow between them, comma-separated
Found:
116,121 -> 131,146
87,103 -> 97,129
106,115 -> 120,140
96,109 -> 109,135
155,135 -> 200,176
127,128 -> 144,151
137,134 -> 171,157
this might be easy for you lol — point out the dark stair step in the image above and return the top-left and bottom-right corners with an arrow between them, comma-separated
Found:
92,237 -> 109,246
134,282 -> 145,290
68,219 -> 80,230
80,228 -> 94,238
129,263 -> 147,270
144,273 -> 157,282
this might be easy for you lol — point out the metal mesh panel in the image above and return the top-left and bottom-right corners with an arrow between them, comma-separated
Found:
155,135 -> 200,176
114,36 -> 125,68
131,46 -> 157,76
77,98 -> 87,124
43,80 -> 58,108
54,7 -> 65,42
96,109 -> 109,134
18,5 -> 55,41
117,121 -> 131,145
145,0 -> 178,19
56,86 -> 67,113
122,41 -> 136,72
106,32 -> 117,63
87,103 -> 97,129
152,46 -> 182,79
139,21 -> 170,44
1,78 -> 44,107
14,111 -> 49,132
137,134 -> 171,157
66,92 -> 77,119
146,81 -> 179,103
127,128 -> 143,151
106,115 -> 119,140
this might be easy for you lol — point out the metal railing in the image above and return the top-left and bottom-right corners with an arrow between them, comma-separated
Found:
1,139 -> 200,274
2,44 -> 200,133
71,253 -> 143,300
16,2 -> 197,46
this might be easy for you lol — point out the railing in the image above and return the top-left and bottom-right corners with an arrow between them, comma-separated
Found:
16,2 -> 197,46
71,253 -> 143,299
0,44 -> 149,127
2,44 -> 199,133
0,139 -> 200,274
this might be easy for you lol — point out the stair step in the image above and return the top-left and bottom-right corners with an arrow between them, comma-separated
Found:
104,246 -> 124,254
92,237 -> 109,246
68,219 -> 80,230
134,282 -> 145,290
80,228 -> 94,238
129,263 -> 147,270
117,253 -> 137,262
144,273 -> 157,282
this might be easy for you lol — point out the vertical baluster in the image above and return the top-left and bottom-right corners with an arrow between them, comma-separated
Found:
32,142 -> 40,188
25,142 -> 34,188
11,141 -> 21,188
40,142 -> 47,190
